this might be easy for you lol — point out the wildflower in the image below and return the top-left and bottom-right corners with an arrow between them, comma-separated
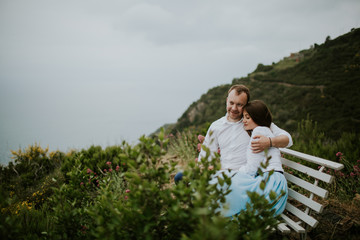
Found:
198,135 -> 205,143
208,165 -> 214,171
125,189 -> 131,193
124,195 -> 129,200
80,182 -> 84,186
87,168 -> 93,174
195,158 -> 198,162
197,143 -> 202,152
122,162 -> 126,166
116,165 -> 120,171
350,172 -> 356,177
106,161 -> 112,166
104,169 -> 107,172
108,168 -> 113,173
218,148 -> 221,154
81,225 -> 87,234
336,152 -> 343,157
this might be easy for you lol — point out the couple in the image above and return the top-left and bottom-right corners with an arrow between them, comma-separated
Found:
198,84 -> 291,217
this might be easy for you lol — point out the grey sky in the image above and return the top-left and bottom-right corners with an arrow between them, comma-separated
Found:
1,0 -> 359,164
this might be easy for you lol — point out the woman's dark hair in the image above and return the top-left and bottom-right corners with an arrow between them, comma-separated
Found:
243,100 -> 272,128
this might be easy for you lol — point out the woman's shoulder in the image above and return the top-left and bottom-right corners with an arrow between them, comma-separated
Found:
252,126 -> 273,136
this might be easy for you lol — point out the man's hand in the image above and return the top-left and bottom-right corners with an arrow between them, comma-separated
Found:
251,135 -> 271,153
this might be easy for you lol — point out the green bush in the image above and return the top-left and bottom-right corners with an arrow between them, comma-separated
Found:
1,130 -> 289,239
254,63 -> 273,73
85,131 -> 230,239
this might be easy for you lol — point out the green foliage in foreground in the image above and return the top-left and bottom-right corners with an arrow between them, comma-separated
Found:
0,130 -> 284,240
1,118 -> 359,239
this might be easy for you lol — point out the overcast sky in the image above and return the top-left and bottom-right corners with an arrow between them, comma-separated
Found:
1,0 -> 359,165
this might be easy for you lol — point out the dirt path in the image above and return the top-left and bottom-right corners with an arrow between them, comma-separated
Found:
249,75 -> 325,96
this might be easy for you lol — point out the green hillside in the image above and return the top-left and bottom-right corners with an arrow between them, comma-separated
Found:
171,28 -> 360,139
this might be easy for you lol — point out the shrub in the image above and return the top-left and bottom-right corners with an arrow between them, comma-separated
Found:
1,130 -> 288,239
85,130 -> 234,239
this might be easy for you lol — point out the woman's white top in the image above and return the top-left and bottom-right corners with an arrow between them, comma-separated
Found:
238,126 -> 284,176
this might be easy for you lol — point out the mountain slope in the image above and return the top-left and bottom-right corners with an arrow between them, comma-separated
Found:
170,28 -> 360,139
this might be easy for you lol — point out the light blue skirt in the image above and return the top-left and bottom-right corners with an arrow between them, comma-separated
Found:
211,171 -> 288,217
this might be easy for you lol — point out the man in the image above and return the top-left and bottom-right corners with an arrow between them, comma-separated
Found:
198,84 -> 292,171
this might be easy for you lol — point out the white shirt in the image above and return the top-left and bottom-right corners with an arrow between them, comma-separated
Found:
198,114 -> 292,170
238,126 -> 284,176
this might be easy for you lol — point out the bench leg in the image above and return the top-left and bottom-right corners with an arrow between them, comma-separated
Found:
300,230 -> 308,240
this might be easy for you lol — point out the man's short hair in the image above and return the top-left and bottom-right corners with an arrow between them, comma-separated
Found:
228,85 -> 250,103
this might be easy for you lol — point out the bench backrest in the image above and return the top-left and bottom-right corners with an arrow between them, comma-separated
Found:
277,148 -> 344,234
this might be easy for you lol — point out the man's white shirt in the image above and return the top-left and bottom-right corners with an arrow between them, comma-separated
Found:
198,114 -> 293,170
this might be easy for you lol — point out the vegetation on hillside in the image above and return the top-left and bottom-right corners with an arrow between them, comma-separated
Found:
170,28 -> 360,141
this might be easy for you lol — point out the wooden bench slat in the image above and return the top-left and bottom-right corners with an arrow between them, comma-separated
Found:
286,203 -> 318,228
280,148 -> 344,170
280,213 -> 306,233
273,149 -> 344,235
288,188 -> 324,213
277,222 -> 291,234
284,172 -> 328,198
281,158 -> 333,183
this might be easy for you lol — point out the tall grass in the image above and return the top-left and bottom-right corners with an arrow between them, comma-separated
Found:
167,131 -> 198,166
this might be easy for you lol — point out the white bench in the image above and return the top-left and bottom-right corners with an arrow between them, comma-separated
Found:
277,148 -> 344,239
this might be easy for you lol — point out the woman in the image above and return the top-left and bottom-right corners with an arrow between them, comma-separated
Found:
215,100 -> 288,217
